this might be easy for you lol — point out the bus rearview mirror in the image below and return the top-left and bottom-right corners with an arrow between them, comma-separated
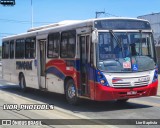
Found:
92,30 -> 98,43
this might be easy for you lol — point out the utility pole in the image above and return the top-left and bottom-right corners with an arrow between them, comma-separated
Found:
31,0 -> 33,28
95,11 -> 105,18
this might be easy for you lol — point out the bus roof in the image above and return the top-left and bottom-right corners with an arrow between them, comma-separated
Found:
2,17 -> 150,41
27,20 -> 82,32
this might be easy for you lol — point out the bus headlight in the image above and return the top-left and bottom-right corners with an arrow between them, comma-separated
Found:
100,80 -> 105,84
152,66 -> 158,82
97,71 -> 109,86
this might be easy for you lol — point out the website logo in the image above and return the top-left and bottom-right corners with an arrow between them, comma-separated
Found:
0,0 -> 15,6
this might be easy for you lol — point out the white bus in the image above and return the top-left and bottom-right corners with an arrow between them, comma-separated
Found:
2,18 -> 158,105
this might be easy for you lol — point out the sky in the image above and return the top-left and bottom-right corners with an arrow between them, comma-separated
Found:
0,0 -> 160,45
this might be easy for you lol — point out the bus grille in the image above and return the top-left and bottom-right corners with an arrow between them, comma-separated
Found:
134,81 -> 149,86
113,82 -> 131,87
112,76 -> 150,88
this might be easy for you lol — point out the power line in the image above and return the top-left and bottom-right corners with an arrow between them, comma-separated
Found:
95,10 -> 120,18
0,18 -> 54,24
0,32 -> 15,35
105,13 -> 119,17
0,33 -> 16,38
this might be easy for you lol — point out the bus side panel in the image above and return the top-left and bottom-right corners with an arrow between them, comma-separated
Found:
2,59 -> 11,81
47,74 -> 64,94
24,75 -> 39,89
2,59 -> 19,85
10,59 -> 19,84
46,59 -> 97,99
2,57 -> 39,88
88,66 -> 96,100
23,60 -> 39,89
66,59 -> 80,94
14,59 -> 39,89
46,59 -> 80,94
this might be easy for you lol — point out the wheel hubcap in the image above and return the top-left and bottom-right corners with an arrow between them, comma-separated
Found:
68,85 -> 75,98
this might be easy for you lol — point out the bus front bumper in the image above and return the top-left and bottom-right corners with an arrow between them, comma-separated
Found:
94,80 -> 158,101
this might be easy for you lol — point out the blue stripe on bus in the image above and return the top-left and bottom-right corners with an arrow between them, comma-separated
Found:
46,67 -> 65,80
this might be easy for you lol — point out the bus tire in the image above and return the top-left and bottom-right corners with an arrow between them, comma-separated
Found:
116,99 -> 129,103
19,74 -> 27,92
65,79 -> 79,105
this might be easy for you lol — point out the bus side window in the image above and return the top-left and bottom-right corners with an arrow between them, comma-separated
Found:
60,30 -> 76,58
48,33 -> 60,58
25,37 -> 36,59
15,39 -> 25,59
10,40 -> 14,59
2,41 -> 10,59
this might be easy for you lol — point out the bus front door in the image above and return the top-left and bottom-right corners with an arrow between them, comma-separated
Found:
38,39 -> 46,89
79,35 -> 90,96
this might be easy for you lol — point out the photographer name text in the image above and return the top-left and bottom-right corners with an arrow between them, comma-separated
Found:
3,104 -> 54,111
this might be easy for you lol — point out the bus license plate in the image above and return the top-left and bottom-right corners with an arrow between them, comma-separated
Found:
127,91 -> 137,95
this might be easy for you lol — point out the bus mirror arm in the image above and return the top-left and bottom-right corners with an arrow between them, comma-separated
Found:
92,30 -> 98,43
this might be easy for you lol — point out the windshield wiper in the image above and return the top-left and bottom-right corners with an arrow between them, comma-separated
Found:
109,30 -> 122,47
139,30 -> 142,56
109,30 -> 124,57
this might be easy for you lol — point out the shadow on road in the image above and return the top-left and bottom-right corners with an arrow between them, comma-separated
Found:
0,83 -> 153,113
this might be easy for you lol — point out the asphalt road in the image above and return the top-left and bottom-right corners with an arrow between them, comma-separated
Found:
0,66 -> 160,128
0,67 -> 108,128
0,80 -> 112,128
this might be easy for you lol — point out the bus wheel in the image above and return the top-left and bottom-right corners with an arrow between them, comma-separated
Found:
116,99 -> 129,103
19,74 -> 27,92
65,79 -> 79,105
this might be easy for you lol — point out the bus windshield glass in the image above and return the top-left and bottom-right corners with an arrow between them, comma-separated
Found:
97,32 -> 156,72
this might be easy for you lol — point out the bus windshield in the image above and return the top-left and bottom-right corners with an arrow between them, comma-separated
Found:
97,32 -> 156,72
